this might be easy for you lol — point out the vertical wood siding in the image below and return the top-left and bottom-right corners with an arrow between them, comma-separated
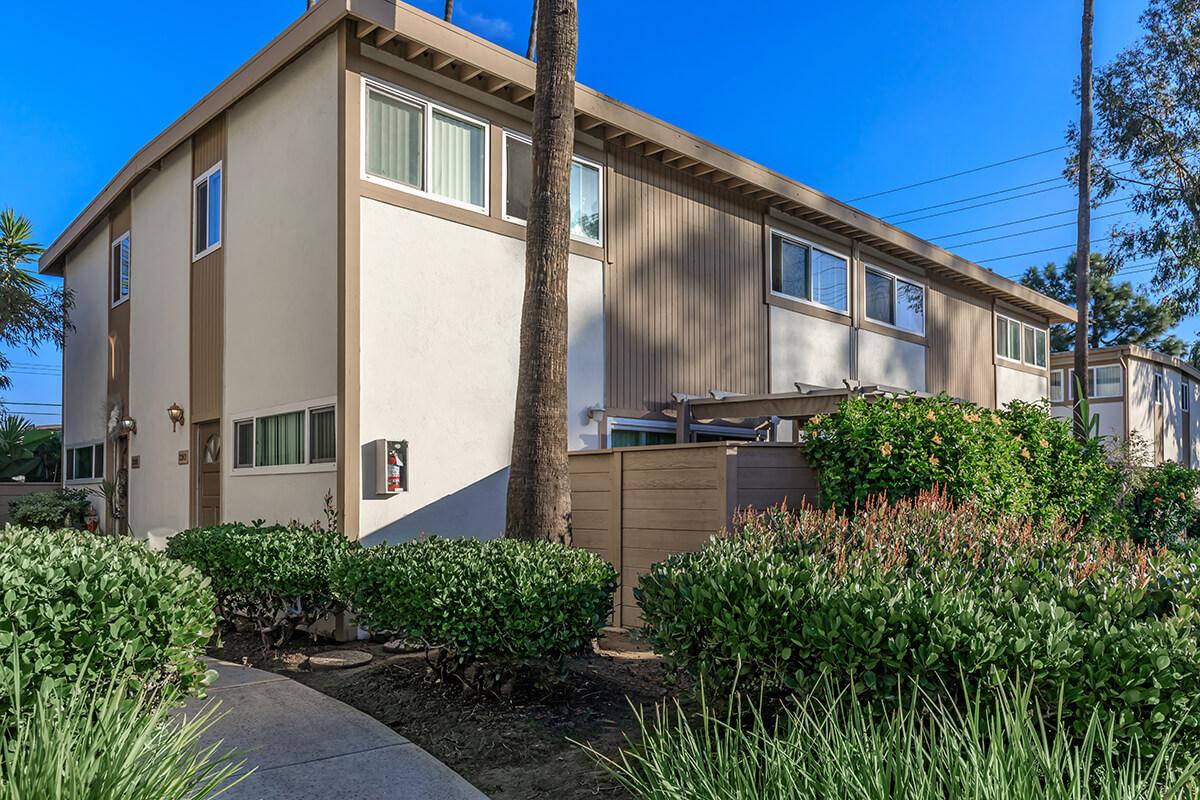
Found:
926,280 -> 995,406
606,148 -> 768,412
191,117 -> 225,423
108,196 -> 131,421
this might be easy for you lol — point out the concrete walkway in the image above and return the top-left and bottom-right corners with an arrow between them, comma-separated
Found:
181,657 -> 488,800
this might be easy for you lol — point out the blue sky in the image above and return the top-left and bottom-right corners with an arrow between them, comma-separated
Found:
0,0 -> 1169,423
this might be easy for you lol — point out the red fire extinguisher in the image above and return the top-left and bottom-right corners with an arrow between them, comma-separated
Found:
387,447 -> 403,493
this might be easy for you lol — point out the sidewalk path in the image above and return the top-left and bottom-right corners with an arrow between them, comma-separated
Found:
182,657 -> 489,800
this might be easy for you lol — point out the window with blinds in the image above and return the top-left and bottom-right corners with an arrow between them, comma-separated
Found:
233,404 -> 336,470
364,79 -> 487,211
503,132 -> 603,244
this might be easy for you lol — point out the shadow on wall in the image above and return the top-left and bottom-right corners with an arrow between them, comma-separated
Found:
359,466 -> 510,546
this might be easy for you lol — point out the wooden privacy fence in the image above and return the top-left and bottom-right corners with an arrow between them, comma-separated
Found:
569,442 -> 819,627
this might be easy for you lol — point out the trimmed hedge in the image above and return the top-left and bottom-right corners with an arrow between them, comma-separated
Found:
331,537 -> 617,663
8,488 -> 94,530
0,527 -> 215,722
635,490 -> 1200,750
165,523 -> 355,646
801,394 -> 1113,526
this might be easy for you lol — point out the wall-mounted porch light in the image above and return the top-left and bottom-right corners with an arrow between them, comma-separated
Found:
119,417 -> 137,435
167,403 -> 185,432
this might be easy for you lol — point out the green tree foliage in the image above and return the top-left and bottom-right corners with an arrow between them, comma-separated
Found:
0,210 -> 72,391
1019,252 -> 1183,353
1084,0 -> 1200,309
0,415 -> 60,481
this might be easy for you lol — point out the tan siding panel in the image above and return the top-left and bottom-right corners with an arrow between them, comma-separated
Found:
926,281 -> 995,406
607,148 -> 767,412
190,117 -> 225,424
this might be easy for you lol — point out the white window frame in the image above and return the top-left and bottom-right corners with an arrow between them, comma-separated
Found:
230,398 -> 337,476
65,440 -> 105,484
500,130 -> 605,246
1050,369 -> 1064,403
1184,378 -> 1191,413
863,263 -> 926,336
110,230 -> 130,308
361,75 -> 490,215
1022,323 -> 1048,369
1154,371 -> 1165,405
768,229 -> 850,314
606,416 -> 763,446
1066,365 -> 1124,400
192,162 -> 223,261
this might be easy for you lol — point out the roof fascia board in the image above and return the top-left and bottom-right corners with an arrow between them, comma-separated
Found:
39,0 -> 350,273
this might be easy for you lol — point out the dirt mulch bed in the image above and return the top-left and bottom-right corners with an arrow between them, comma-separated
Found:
209,630 -> 681,799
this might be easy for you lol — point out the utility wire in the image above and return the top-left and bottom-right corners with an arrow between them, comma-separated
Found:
930,196 -> 1132,240
849,145 -> 1070,202
977,237 -> 1113,264
882,177 -> 1065,219
890,184 -> 1074,225
945,210 -> 1132,249
2,401 -> 62,407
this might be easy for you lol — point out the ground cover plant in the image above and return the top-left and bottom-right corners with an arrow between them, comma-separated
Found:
801,394 -> 1113,527
636,489 -> 1200,751
331,537 -> 616,690
587,684 -> 1200,799
0,658 -> 246,800
0,527 -> 215,723
166,523 -> 355,648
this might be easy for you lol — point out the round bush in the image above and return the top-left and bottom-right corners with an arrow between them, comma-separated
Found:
331,537 -> 617,663
166,524 -> 355,645
8,488 -> 94,530
802,394 -> 1113,526
0,527 -> 216,722
635,491 -> 1200,751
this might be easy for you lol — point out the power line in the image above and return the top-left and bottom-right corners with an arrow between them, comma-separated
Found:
849,145 -> 1070,202
930,196 -> 1132,240
944,210 -> 1133,249
882,176 -> 1066,219
2,401 -> 62,407
889,183 -> 1074,225
977,236 -> 1113,264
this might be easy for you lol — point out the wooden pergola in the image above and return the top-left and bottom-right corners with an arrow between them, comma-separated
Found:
670,383 -> 939,443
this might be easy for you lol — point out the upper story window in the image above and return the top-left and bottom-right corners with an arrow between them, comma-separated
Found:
110,232 -> 130,307
193,162 -> 222,260
363,78 -> 487,211
995,313 -> 1047,367
1065,364 -> 1123,399
1050,369 -> 1064,402
1154,371 -> 1165,405
769,231 -> 848,313
864,265 -> 925,335
502,132 -> 603,244
65,441 -> 104,482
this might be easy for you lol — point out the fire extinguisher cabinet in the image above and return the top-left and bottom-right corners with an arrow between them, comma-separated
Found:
373,439 -> 408,495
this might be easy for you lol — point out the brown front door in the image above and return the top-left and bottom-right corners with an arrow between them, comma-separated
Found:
194,421 -> 222,526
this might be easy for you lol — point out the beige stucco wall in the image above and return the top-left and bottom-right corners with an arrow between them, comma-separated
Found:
995,364 -> 1048,406
768,307 -> 851,391
222,33 -> 340,524
127,143 -> 193,540
1051,400 -> 1125,444
1127,358 -> 1157,453
357,199 -> 605,544
858,329 -> 926,392
62,224 -> 109,485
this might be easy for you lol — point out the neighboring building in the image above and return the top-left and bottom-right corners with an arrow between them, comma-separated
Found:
1050,347 -> 1200,466
41,0 -> 1072,544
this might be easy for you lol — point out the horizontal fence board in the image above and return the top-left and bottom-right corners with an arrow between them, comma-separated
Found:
569,452 -> 614,474
623,448 -> 719,471
623,468 -> 720,491
735,488 -> 820,512
572,509 -> 610,531
733,446 -> 811,468
572,490 -> 611,512
621,488 -> 721,511
737,466 -> 820,490
570,472 -> 613,492
624,544 -> 711,570
621,527 -> 722,552
623,507 -> 724,532
572,529 -> 612,551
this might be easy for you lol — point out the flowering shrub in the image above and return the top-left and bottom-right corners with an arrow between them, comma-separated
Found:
802,394 -> 1112,526
1126,460 -> 1200,547
636,490 -> 1200,750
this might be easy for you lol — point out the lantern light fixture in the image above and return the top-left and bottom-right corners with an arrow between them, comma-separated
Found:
167,403 -> 185,432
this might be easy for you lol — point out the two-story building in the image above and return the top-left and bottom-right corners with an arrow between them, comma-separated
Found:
42,0 -> 1072,543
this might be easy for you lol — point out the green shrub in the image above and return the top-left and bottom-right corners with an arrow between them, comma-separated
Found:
0,528 -> 215,722
8,487 -> 93,530
0,658 -> 246,799
636,490 -> 1200,751
587,684 -> 1200,799
166,523 -> 355,647
332,537 -> 617,664
1126,461 -> 1200,547
801,394 -> 1112,526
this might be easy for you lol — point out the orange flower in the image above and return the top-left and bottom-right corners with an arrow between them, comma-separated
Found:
926,410 -> 937,421
932,433 -> 943,445
811,414 -> 824,426
1039,438 -> 1050,448
928,454 -> 940,466
1153,497 -> 1162,504
990,413 -> 1002,426
880,442 -> 894,457
1021,447 -> 1031,459
1181,492 -> 1188,501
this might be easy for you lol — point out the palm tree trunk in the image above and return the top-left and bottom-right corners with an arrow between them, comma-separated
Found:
1073,0 -> 1094,443
526,0 -> 539,60
444,0 -> 454,22
505,0 -> 577,543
